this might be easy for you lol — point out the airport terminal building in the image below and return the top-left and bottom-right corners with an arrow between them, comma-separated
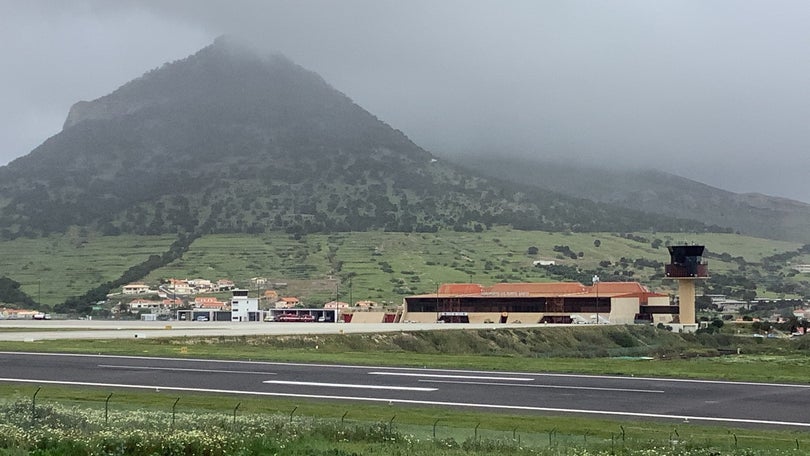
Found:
403,281 -> 676,324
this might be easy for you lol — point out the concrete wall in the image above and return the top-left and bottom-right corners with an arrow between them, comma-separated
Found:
653,314 -> 675,324
610,297 -> 640,324
342,312 -> 388,323
403,312 -> 438,323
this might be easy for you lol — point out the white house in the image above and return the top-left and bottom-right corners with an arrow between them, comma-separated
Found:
216,279 -> 235,291
129,299 -> 162,310
188,279 -> 213,291
123,282 -> 151,295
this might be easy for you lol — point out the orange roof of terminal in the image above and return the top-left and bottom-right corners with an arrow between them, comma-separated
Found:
439,284 -> 484,294
588,282 -> 650,294
411,281 -> 665,299
489,282 -> 586,294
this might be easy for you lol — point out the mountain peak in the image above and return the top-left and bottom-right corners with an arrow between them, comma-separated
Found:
63,37 -> 296,130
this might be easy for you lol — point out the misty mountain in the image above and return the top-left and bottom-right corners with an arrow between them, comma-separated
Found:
0,37 -> 718,239
460,156 -> 810,243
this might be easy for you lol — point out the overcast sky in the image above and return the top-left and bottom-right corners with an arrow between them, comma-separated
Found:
2,1 -> 810,202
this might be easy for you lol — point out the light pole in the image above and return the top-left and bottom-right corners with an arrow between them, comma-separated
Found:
592,275 -> 600,324
436,283 -> 440,322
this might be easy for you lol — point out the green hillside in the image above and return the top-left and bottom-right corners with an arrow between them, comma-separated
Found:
0,231 -> 175,306
5,229 -> 805,311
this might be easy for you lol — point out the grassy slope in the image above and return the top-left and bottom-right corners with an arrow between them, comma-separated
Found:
0,232 -> 176,306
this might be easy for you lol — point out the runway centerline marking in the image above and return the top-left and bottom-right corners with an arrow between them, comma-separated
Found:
263,380 -> 436,391
368,372 -> 534,382
98,364 -> 276,375
417,379 -> 664,393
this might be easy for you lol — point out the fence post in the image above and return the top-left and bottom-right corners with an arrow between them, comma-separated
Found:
474,422 -> 480,441
388,415 -> 396,433
233,402 -> 240,425
105,393 -> 113,425
433,419 -> 440,439
31,386 -> 42,423
289,406 -> 297,424
171,397 -> 180,428
342,411 -> 349,425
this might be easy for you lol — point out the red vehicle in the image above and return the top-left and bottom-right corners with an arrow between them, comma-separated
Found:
277,314 -> 315,322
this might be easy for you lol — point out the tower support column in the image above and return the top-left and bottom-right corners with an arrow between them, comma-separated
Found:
678,280 -> 695,325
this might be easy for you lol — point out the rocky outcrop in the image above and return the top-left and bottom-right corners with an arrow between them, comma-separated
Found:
63,98 -> 152,130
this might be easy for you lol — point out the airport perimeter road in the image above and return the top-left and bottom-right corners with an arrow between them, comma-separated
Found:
0,320 -> 549,341
1,351 -> 809,429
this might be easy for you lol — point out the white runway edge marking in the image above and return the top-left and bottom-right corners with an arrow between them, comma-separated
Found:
98,364 -> 276,375
263,380 -> 436,391
417,379 -> 664,394
368,372 -> 534,381
1,377 -> 808,428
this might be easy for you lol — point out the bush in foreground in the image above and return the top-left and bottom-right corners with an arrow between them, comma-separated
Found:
0,398 -> 802,455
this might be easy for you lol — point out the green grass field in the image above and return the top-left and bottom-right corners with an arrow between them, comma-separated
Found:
2,383 -> 808,455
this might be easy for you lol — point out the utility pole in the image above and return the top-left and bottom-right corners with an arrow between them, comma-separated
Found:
593,275 -> 600,324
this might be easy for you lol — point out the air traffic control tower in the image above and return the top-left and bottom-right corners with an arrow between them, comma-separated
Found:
664,245 -> 709,328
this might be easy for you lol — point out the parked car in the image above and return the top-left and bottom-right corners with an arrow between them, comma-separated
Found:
196,315 -> 209,321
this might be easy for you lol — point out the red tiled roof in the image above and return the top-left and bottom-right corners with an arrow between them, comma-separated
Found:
588,282 -> 650,294
410,281 -> 661,299
488,282 -> 586,294
438,284 -> 484,294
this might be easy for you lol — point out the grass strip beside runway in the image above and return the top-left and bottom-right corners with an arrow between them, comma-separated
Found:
0,383 -> 807,455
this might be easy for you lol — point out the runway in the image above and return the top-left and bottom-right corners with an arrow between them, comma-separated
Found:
1,351 -> 808,429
